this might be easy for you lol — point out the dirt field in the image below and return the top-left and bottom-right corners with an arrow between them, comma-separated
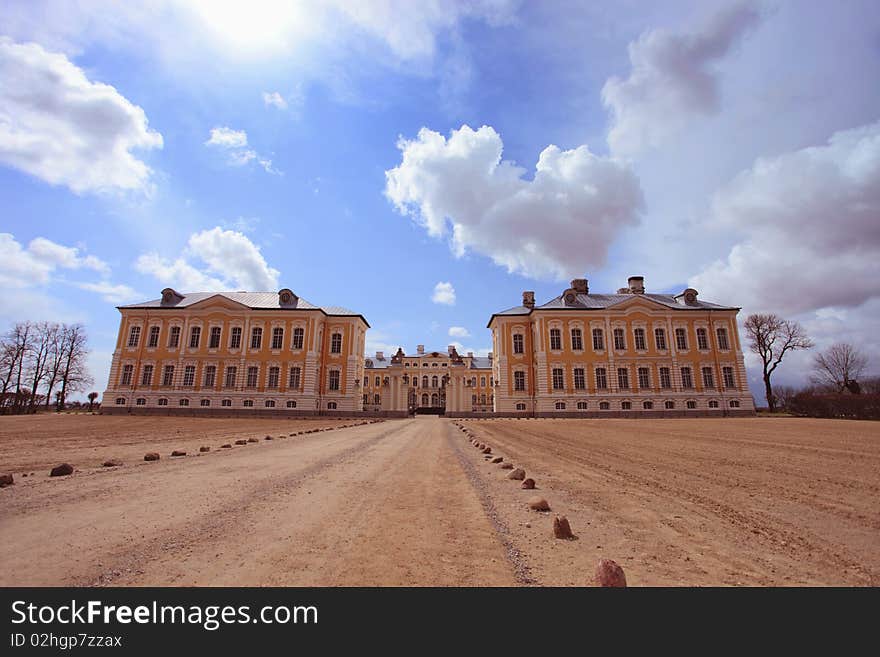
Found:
1,415 -> 877,586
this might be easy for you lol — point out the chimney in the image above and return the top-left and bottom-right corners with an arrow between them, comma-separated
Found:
522,291 -> 535,308
448,345 -> 455,355
571,278 -> 589,294
488,352 -> 493,360
628,276 -> 645,294
375,351 -> 384,360
467,351 -> 474,358
417,344 -> 425,355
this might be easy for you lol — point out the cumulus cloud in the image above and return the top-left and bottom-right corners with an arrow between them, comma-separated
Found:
0,234 -> 109,287
204,126 -> 280,175
431,281 -> 456,305
0,37 -> 163,194
135,227 -> 280,292
262,91 -> 288,110
602,2 -> 760,157
386,125 -> 643,280
690,120 -> 880,317
448,326 -> 470,338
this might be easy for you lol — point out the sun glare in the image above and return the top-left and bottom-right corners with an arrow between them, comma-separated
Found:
190,0 -> 311,52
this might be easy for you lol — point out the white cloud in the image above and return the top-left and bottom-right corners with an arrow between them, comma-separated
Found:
691,120 -> 880,317
135,227 -> 280,292
222,216 -> 261,233
0,37 -> 163,194
0,234 -> 110,287
431,281 -> 456,305
602,2 -> 760,157
262,91 -> 288,109
386,124 -> 643,280
448,326 -> 470,338
205,126 -> 281,175
74,281 -> 139,303
205,126 -> 248,148
448,341 -> 492,357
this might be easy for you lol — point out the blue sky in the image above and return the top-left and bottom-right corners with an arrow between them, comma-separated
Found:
1,0 -> 879,400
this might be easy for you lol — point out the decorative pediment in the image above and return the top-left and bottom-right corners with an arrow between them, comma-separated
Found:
607,295 -> 671,312
186,294 -> 251,311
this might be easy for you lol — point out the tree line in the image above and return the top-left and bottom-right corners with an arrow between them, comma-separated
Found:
744,313 -> 877,418
0,322 -> 94,414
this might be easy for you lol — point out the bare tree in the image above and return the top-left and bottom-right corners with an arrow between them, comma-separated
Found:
57,324 -> 93,408
811,343 -> 868,392
25,322 -> 55,413
744,313 -> 814,412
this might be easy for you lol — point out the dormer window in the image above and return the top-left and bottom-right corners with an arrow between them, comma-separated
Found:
278,288 -> 298,307
160,288 -> 184,306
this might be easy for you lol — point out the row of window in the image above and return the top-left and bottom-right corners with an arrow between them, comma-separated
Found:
511,365 -> 737,392
512,399 -> 743,411
363,375 -> 493,388
513,326 -> 731,354
127,324 -> 343,354
119,364 -> 338,390
115,397 -> 340,410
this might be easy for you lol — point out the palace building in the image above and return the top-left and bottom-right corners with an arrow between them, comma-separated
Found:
486,277 -> 755,416
103,288 -> 369,414
361,345 -> 493,415
104,276 -> 755,417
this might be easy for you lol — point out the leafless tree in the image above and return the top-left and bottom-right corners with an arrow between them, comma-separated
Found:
744,313 -> 814,412
57,324 -> 93,409
811,343 -> 869,392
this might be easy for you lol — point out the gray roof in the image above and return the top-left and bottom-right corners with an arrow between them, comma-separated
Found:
120,291 -> 368,325
489,292 -> 737,325
469,356 -> 493,369
363,358 -> 391,369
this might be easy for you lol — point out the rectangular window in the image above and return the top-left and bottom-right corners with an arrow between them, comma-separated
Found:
221,399 -> 232,407
127,326 -> 141,347
168,326 -> 181,349
289,366 -> 301,389
570,328 -> 583,351
514,371 -> 525,391
655,328 -> 667,350
681,367 -> 694,389
638,367 -> 650,389
224,366 -> 237,388
189,326 -> 201,349
183,365 -> 195,386
617,367 -> 629,389
148,326 -> 160,348
513,334 -> 524,354
292,327 -> 304,349
592,328 -> 605,350
121,364 -> 133,385
552,368 -> 564,390
229,327 -> 242,350
716,327 -> 730,350
268,366 -> 280,388
574,367 -> 585,389
550,328 -> 562,350
613,328 -> 626,351
141,364 -> 153,386
697,328 -> 709,350
723,366 -> 736,389
246,366 -> 259,388
200,399 -> 210,407
329,370 -> 340,391
272,327 -> 284,350
251,327 -> 263,350
702,366 -> 715,389
331,333 -> 342,354
595,367 -> 608,389
209,326 -> 221,349
162,365 -> 174,386
675,327 -> 688,350
634,328 -> 646,350
659,367 -> 671,389
204,365 -> 216,388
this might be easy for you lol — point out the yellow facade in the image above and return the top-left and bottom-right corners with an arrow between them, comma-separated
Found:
361,346 -> 493,414
488,277 -> 754,415
104,288 -> 368,414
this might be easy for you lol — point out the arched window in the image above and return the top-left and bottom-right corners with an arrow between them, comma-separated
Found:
729,400 -> 741,408
708,400 -> 720,408
431,393 -> 439,406
664,400 -> 675,409
287,400 -> 297,408
115,397 -> 126,405
621,401 -> 632,410
422,375 -> 429,388
158,398 -> 168,406
432,375 -> 438,388
643,400 -> 653,410
327,401 -> 337,410
374,394 -> 380,405
599,401 -> 610,410
576,401 -> 587,410
136,398 -> 146,406
516,402 -> 526,411
555,401 -> 566,410
421,394 -> 429,406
